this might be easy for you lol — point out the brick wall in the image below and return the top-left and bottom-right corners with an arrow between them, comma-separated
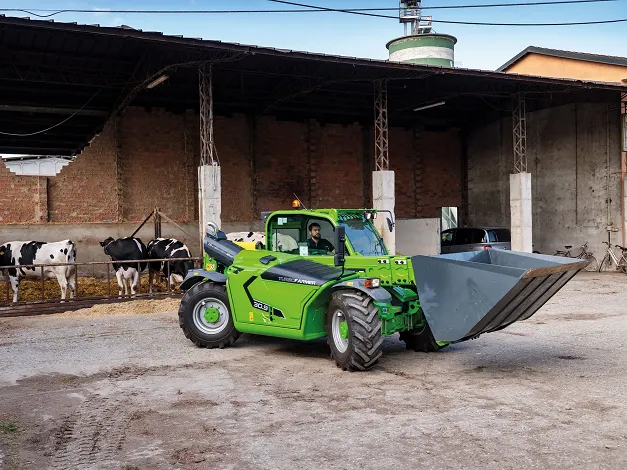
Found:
419,129 -> 462,218
48,120 -> 118,223
121,108 -> 196,222
0,107 -> 462,226
254,117 -> 309,212
216,115 -> 255,222
389,127 -> 415,218
314,123 -> 366,209
0,156 -> 45,224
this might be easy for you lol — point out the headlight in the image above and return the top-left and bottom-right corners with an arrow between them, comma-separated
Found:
364,278 -> 380,288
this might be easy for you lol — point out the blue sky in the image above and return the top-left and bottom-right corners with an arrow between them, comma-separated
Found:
2,0 -> 626,70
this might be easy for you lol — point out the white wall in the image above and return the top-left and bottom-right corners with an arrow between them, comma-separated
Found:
396,218 -> 441,256
2,157 -> 70,176
467,102 -> 623,260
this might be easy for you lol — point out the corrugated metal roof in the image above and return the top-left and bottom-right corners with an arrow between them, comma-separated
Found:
0,14 -> 624,157
1,14 -> 625,90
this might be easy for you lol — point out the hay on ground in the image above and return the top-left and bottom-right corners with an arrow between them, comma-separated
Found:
56,298 -> 180,318
0,275 -> 180,304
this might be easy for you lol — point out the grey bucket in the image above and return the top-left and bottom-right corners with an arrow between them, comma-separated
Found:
411,249 -> 589,343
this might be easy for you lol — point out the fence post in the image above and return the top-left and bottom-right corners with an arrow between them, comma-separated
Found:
167,260 -> 171,294
154,206 -> 162,239
107,263 -> 111,298
40,266 -> 45,301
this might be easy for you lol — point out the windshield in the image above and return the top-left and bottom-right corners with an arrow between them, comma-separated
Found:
340,218 -> 387,256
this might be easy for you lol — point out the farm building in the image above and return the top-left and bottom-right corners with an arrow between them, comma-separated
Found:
0,15 -> 625,268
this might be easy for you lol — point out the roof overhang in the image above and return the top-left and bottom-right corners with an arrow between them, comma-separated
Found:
497,46 -> 627,72
0,15 -> 624,156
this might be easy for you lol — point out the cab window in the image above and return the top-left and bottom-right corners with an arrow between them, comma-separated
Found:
267,214 -> 335,255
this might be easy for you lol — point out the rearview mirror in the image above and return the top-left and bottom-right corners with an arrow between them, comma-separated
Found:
387,217 -> 394,233
334,226 -> 346,267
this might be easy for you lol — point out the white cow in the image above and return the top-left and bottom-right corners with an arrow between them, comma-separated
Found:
0,240 -> 77,303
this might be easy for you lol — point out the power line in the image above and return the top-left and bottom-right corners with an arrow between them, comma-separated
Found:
269,0 -> 627,24
1,0 -> 626,26
0,90 -> 102,137
2,0 -> 620,16
0,0 -> 623,18
0,0 -> 622,17
418,0 -> 620,8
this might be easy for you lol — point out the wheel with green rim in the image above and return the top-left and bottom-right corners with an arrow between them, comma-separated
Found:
326,289 -> 383,371
178,281 -> 240,349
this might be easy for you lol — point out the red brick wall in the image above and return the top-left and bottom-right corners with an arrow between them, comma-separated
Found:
390,127 -> 415,218
120,108 -> 196,222
0,107 -> 462,225
420,129 -> 462,218
254,117 -> 309,212
48,120 -> 118,223
0,162 -> 41,224
215,115 -> 254,222
314,123 -> 366,209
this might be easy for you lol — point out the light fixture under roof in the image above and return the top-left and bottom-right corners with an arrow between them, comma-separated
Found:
146,74 -> 169,89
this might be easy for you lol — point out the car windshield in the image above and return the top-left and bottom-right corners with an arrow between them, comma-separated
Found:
492,229 -> 511,242
340,218 -> 387,256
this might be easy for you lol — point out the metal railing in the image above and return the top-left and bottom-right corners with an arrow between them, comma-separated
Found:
0,256 -> 203,317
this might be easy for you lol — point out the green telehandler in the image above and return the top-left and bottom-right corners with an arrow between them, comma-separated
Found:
178,207 -> 588,371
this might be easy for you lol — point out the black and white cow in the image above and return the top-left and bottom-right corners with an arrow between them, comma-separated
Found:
146,238 -> 193,292
227,231 -> 266,248
0,240 -> 77,303
99,237 -> 148,296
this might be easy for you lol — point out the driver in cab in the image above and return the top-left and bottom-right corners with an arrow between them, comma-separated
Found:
307,223 -> 334,253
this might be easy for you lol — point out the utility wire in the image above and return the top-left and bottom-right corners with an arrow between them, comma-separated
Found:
1,0 -> 620,16
0,0 -> 624,23
0,89 -> 101,137
268,0 -> 627,24
413,0 -> 620,9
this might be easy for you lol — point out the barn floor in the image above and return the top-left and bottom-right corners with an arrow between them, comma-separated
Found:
0,272 -> 625,469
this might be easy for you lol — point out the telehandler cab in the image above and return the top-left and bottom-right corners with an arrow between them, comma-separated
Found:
178,208 -> 588,371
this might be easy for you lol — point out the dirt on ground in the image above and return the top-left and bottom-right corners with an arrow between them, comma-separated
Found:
0,272 -> 625,469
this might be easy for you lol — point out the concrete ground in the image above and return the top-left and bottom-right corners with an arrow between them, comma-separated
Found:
0,272 -> 625,469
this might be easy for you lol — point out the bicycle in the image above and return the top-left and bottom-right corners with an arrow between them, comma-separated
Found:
598,242 -> 627,273
553,241 -> 599,272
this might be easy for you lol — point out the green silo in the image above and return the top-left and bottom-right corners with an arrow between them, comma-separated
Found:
386,33 -> 457,68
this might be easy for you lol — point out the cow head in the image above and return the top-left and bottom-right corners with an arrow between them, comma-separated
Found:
99,237 -> 115,255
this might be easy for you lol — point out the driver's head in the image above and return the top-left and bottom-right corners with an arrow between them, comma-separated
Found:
309,223 -> 321,241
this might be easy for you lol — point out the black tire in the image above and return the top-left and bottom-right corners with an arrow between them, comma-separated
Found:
598,254 -> 611,273
178,281 -> 240,349
582,254 -> 599,272
326,290 -> 383,371
399,321 -> 443,352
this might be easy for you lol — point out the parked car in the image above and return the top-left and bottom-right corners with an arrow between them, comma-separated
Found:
441,227 -> 511,254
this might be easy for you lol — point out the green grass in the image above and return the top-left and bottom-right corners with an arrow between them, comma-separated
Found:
0,421 -> 18,433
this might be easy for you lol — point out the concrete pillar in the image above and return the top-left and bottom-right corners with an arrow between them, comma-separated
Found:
621,102 -> 627,247
35,176 -> 48,223
198,165 -> 221,235
373,170 -> 395,255
510,172 -> 532,252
